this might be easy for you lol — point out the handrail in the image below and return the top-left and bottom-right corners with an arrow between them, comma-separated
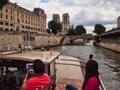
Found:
99,76 -> 106,90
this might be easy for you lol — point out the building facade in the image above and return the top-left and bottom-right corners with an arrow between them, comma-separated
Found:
62,13 -> 70,32
53,14 -> 60,23
117,17 -> 120,28
52,13 -> 70,33
0,2 -> 46,33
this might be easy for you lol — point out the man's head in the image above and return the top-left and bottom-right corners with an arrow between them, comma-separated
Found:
89,54 -> 93,60
33,59 -> 45,74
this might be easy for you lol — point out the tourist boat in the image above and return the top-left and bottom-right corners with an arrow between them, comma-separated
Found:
0,50 -> 106,90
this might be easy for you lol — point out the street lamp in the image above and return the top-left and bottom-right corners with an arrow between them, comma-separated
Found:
48,29 -> 52,55
50,29 -> 52,35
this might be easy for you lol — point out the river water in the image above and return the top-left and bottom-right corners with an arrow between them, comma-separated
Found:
52,41 -> 120,90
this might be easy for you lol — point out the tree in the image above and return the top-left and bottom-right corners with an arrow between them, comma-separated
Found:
0,0 -> 9,9
67,28 -> 77,35
48,20 -> 62,35
75,25 -> 86,35
93,24 -> 106,35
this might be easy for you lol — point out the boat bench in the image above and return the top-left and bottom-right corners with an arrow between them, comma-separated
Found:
54,78 -> 83,90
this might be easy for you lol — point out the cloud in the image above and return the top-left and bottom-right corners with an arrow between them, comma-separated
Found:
10,0 -> 120,33
10,0 -> 40,11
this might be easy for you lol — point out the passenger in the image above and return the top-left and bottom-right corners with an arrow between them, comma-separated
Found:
89,54 -> 93,60
22,59 -> 51,90
18,43 -> 22,51
0,71 -> 18,90
47,46 -> 50,51
66,60 -> 100,90
82,60 -> 100,90
41,47 -> 45,51
14,67 -> 26,86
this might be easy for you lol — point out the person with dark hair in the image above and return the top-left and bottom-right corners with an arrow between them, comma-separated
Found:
82,60 -> 100,90
89,54 -> 93,60
66,60 -> 100,90
22,59 -> 51,90
14,67 -> 27,87
0,71 -> 18,90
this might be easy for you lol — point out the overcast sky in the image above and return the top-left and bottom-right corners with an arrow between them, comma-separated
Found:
10,0 -> 120,33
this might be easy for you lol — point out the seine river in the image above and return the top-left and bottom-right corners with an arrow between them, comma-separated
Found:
52,41 -> 120,90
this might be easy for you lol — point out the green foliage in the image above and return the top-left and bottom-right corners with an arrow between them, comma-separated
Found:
48,20 -> 62,35
75,25 -> 86,35
93,24 -> 106,35
67,25 -> 86,36
0,0 -> 9,9
67,28 -> 77,35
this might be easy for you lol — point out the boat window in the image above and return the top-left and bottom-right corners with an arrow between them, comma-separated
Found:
8,67 -> 17,71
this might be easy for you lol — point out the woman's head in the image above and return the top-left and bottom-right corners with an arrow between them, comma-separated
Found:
85,60 -> 99,76
33,59 -> 45,74
82,60 -> 99,90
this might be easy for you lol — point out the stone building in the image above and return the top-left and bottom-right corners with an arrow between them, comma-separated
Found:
52,13 -> 70,33
0,2 -> 46,33
117,17 -> 120,28
53,14 -> 60,23
62,13 -> 70,32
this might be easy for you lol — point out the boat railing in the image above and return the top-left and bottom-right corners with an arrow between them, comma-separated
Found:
99,76 -> 106,90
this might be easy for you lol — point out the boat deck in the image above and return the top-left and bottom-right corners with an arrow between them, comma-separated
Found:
54,78 -> 82,90
55,55 -> 84,90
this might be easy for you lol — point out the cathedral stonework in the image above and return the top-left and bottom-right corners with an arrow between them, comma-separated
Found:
52,13 -> 70,34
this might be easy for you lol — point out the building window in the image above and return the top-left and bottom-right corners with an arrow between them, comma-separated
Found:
5,28 -> 8,30
17,12 -> 19,16
28,27 -> 30,29
22,26 -> 24,28
10,29 -> 13,31
25,26 -> 27,29
6,15 -> 8,19
11,16 -> 12,20
11,10 -> 12,14
6,23 -> 9,26
0,13 -> 1,18
6,9 -> 8,13
0,13 -> 2,18
28,21 -> 30,24
10,23 -> 13,27
0,22 -> 3,25
0,28 -> 3,30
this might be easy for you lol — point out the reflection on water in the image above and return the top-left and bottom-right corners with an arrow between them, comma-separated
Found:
52,42 -> 120,90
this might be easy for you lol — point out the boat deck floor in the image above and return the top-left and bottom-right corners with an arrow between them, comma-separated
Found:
54,78 -> 82,90
55,55 -> 84,90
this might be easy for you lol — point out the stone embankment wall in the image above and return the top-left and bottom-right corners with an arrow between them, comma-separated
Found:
0,34 -> 69,51
95,42 -> 120,53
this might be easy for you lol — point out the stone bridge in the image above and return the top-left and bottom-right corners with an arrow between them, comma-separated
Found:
67,35 -> 93,41
59,35 -> 93,45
